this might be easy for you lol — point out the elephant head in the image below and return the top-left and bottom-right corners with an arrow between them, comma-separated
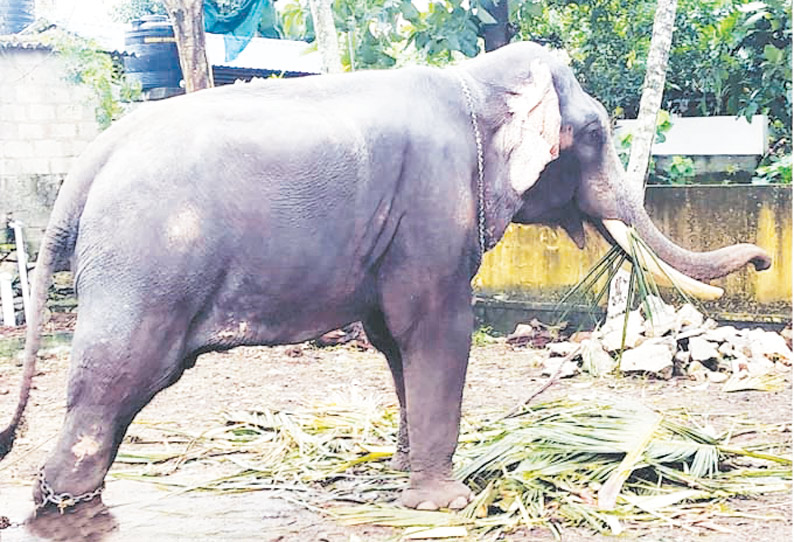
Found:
461,42 -> 771,298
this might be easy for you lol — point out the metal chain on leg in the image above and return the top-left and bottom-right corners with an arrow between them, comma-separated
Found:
0,467 -> 103,529
35,468 -> 105,514
456,73 -> 487,257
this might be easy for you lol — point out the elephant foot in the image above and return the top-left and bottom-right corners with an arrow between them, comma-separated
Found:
390,449 -> 411,472
400,474 -> 473,511
27,498 -> 117,540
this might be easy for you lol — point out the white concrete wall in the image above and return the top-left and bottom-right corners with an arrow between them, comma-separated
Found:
0,46 -> 101,249
615,115 -> 768,156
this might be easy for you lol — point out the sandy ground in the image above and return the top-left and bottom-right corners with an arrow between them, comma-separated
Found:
0,339 -> 790,542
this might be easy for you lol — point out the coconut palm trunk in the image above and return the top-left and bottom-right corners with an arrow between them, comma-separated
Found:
626,0 -> 678,200
308,0 -> 343,73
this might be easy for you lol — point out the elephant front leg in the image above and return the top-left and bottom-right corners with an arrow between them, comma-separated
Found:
391,292 -> 475,510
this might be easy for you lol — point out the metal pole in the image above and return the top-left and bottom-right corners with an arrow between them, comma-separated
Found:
0,272 -> 15,326
9,221 -> 31,326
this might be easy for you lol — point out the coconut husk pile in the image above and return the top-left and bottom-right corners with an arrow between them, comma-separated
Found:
508,296 -> 791,391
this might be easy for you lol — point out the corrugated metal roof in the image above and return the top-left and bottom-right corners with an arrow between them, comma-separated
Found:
0,39 -> 51,50
213,65 -> 317,85
0,20 -> 57,49
0,28 -> 54,50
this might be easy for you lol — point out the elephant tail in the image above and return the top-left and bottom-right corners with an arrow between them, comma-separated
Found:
0,164 -> 92,460
0,225 -> 62,459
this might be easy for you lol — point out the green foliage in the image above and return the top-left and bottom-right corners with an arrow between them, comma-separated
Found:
331,0 -> 410,69
279,0 -> 488,69
280,0 -> 315,41
120,399 -> 791,537
512,0 -> 791,134
660,156 -> 697,185
111,0 -> 166,22
753,153 -> 792,185
49,35 -> 141,129
471,325 -> 496,346
405,0 -> 481,64
513,0 -> 655,116
667,0 -> 792,151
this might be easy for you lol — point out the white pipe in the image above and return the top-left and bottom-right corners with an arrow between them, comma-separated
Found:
602,219 -> 724,301
9,221 -> 32,325
0,272 -> 15,326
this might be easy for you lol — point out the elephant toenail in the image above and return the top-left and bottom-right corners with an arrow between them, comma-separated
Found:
449,496 -> 470,510
416,501 -> 439,511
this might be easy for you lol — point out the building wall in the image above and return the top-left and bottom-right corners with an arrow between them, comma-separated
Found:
475,185 -> 792,325
0,46 -> 100,248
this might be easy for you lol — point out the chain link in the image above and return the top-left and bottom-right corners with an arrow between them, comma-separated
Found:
456,73 -> 487,256
35,468 -> 105,514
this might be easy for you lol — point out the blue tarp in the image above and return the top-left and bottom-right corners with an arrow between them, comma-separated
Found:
204,0 -> 272,62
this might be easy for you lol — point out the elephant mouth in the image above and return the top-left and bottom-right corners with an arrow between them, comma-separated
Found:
602,219 -> 724,301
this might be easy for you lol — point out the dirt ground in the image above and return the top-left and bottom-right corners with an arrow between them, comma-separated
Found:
0,337 -> 790,542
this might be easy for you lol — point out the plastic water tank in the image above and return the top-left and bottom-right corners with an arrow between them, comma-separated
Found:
124,15 -> 182,92
0,0 -> 35,34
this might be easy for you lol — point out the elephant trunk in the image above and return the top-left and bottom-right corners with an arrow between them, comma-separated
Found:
581,146 -> 772,300
598,167 -> 772,300
623,205 -> 772,281
602,219 -> 725,300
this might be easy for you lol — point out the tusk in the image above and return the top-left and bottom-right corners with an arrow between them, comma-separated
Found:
603,219 -> 724,301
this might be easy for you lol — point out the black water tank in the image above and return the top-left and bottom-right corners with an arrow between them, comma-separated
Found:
124,15 -> 182,92
0,0 -> 35,34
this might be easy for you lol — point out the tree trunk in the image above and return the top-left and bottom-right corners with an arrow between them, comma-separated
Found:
626,0 -> 678,200
480,0 -> 513,52
307,0 -> 343,73
163,0 -> 214,92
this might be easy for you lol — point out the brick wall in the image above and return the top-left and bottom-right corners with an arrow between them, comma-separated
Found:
0,46 -> 100,250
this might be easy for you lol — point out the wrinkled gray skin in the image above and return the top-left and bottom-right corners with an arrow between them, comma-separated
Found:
0,42 -> 770,511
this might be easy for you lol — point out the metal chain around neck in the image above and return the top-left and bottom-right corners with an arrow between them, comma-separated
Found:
456,73 -> 487,256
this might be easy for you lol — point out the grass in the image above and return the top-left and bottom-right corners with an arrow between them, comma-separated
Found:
113,394 -> 791,538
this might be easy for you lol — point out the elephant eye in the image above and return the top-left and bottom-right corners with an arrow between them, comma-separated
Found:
587,128 -> 603,145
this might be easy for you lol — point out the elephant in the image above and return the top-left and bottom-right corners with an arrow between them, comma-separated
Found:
0,41 -> 770,512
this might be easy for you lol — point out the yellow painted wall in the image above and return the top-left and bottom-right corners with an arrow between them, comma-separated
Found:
473,186 -> 792,322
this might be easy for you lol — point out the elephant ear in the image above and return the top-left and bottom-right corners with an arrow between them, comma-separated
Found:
495,60 -> 561,195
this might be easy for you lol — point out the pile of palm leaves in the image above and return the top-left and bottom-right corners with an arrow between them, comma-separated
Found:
114,393 -> 790,538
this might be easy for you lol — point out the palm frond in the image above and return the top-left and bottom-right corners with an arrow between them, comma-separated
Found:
114,395 -> 791,537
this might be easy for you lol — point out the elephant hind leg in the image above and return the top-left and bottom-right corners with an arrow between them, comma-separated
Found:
363,312 -> 410,472
37,306 -> 191,506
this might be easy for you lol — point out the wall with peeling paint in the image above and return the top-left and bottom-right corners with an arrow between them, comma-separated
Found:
474,185 -> 792,324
